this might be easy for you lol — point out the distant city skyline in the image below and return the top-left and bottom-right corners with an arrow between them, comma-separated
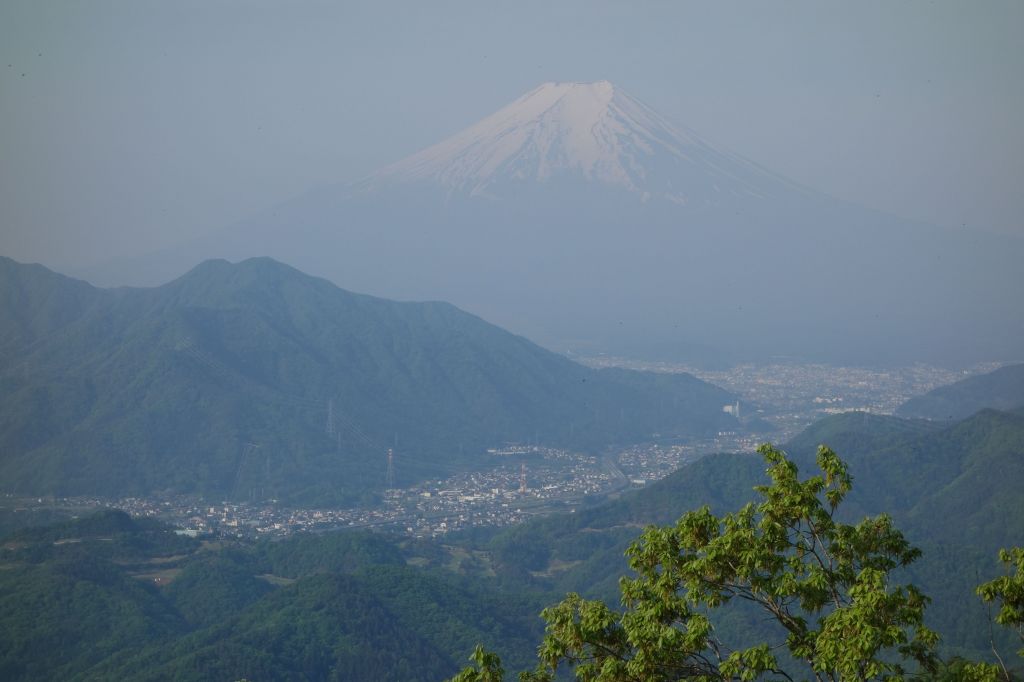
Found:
1,0 -> 1022,275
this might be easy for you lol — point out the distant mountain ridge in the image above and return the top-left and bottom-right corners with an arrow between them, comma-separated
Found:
79,81 -> 1024,366
897,363 -> 1024,421
0,256 -> 737,503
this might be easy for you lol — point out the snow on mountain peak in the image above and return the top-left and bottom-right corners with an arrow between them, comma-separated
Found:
368,81 -> 794,204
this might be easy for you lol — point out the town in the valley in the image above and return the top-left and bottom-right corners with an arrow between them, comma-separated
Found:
1,361 -> 997,539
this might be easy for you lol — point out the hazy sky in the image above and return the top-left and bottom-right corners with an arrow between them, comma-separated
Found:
1,0 -> 1022,272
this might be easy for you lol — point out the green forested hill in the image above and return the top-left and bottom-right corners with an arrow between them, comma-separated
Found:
897,362 -> 1024,421
92,573 -> 458,682
0,555 -> 188,681
0,256 -> 736,504
0,511 -> 549,681
782,408 -> 1024,548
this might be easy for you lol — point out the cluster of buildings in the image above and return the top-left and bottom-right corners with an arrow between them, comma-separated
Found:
60,447 -> 625,539
12,429 -> 803,542
617,443 -> 697,483
78,436 -> 775,539
582,356 -> 992,442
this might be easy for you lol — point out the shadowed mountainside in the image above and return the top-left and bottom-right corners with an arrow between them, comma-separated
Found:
0,255 -> 737,504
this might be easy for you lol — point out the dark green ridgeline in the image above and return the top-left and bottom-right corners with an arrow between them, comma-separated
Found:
0,510 -> 548,681
0,255 -> 736,505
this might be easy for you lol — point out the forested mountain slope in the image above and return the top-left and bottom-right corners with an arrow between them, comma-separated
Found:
0,256 -> 736,504
0,511 -> 548,681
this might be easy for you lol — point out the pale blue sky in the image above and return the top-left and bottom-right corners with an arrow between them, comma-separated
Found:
1,0 -> 1022,269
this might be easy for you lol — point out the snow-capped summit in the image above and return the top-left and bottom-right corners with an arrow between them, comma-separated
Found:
368,81 -> 796,205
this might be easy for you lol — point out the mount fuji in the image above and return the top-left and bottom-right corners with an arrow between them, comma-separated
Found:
88,81 -> 1024,365
362,81 -> 802,205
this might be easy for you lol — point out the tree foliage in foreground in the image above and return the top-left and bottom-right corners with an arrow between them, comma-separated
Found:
977,547 -> 1024,675
978,547 -> 1024,651
452,444 -> 994,681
